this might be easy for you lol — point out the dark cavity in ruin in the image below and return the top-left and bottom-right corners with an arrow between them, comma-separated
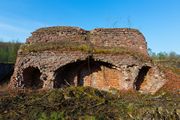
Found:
23,67 -> 43,89
54,57 -> 114,88
134,66 -> 151,90
0,63 -> 14,85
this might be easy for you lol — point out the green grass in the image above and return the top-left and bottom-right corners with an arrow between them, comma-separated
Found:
0,87 -> 179,120
19,41 -> 150,62
20,41 -> 90,54
153,59 -> 180,75
0,41 -> 21,63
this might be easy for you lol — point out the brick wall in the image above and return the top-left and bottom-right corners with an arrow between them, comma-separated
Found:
27,26 -> 88,43
90,28 -> 148,55
26,26 -> 148,55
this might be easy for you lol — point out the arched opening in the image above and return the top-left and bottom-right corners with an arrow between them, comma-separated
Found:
54,57 -> 114,88
23,67 -> 43,89
134,66 -> 151,91
54,61 -> 83,88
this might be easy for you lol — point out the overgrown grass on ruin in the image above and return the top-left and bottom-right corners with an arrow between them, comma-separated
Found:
19,41 -> 151,62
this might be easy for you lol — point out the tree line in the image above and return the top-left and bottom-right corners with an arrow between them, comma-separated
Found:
148,48 -> 180,69
0,41 -> 21,63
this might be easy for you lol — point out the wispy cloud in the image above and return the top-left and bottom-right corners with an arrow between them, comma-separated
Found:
0,22 -> 30,33
0,16 -> 45,42
0,21 -> 31,42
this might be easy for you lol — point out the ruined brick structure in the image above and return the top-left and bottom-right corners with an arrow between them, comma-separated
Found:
9,26 -> 166,94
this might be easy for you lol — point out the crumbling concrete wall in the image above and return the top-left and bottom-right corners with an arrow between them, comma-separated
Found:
9,26 -> 167,94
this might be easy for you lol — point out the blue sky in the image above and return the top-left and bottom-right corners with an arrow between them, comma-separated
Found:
0,0 -> 180,54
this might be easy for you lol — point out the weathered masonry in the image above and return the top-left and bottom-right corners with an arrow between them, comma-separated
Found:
9,26 -> 166,94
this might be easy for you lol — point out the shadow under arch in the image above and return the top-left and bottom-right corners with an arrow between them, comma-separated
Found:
22,66 -> 43,89
134,66 -> 151,91
53,57 -> 115,88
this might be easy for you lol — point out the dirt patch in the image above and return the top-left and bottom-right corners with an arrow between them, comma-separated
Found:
160,69 -> 180,93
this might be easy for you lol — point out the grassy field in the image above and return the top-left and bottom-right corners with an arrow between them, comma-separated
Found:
0,87 -> 179,120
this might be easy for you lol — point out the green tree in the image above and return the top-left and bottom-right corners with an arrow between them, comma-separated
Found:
0,41 -> 21,63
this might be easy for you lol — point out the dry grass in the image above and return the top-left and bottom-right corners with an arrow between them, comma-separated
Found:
0,87 -> 179,120
19,41 -> 150,62
154,59 -> 180,93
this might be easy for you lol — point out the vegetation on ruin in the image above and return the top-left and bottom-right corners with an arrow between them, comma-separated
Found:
19,41 -> 151,62
0,87 -> 179,120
